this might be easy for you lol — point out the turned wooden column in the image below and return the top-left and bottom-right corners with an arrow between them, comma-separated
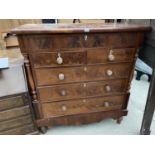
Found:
24,56 -> 43,119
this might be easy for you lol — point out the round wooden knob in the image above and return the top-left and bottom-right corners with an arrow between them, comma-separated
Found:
106,69 -> 113,76
61,105 -> 67,111
58,73 -> 65,80
108,54 -> 115,61
59,90 -> 66,96
104,101 -> 110,107
56,53 -> 63,64
105,85 -> 111,92
83,83 -> 87,87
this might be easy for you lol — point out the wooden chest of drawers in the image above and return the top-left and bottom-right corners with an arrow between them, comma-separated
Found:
12,23 -> 151,132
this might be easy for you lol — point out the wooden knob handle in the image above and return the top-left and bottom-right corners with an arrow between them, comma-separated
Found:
56,53 -> 63,64
108,54 -> 115,61
108,49 -> 115,61
58,73 -> 65,80
106,69 -> 113,76
104,101 -> 112,107
61,105 -> 67,111
104,102 -> 110,107
105,85 -> 111,92
59,90 -> 66,96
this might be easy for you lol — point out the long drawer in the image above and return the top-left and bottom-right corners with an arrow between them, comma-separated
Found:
38,79 -> 127,103
30,48 -> 135,68
42,95 -> 128,118
22,33 -> 137,51
35,63 -> 132,86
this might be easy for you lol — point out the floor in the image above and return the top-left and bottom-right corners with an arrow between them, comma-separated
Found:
46,73 -> 155,135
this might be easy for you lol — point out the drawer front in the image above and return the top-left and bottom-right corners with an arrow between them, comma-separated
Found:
38,83 -> 85,103
86,80 -> 127,97
87,48 -> 136,64
23,34 -> 85,50
31,47 -> 136,68
23,33 -> 137,51
30,50 -> 86,68
42,95 -> 127,118
0,93 -> 29,111
38,79 -> 127,103
0,106 -> 30,122
86,33 -> 137,48
35,63 -> 132,86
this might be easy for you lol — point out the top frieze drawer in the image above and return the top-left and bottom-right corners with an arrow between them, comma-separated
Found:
21,32 -> 138,51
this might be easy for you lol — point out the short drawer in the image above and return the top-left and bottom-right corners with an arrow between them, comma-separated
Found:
23,34 -> 85,50
42,95 -> 128,118
87,48 -> 136,64
30,50 -> 86,68
0,93 -> 29,111
35,63 -> 132,86
38,79 -> 127,103
85,32 -> 137,48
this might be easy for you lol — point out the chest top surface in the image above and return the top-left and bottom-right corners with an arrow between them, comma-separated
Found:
11,23 -> 151,34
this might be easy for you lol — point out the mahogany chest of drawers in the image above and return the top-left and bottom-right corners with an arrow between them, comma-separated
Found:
12,23 -> 151,132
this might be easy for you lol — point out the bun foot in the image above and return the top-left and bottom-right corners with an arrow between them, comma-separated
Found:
39,126 -> 48,134
117,117 -> 123,124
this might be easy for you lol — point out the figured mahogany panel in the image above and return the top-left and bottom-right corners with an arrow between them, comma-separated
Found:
30,50 -> 86,68
87,47 -> 136,64
34,63 -> 132,86
85,33 -> 137,48
23,34 -> 85,50
20,32 -> 138,51
38,83 -> 85,103
86,63 -> 132,81
86,80 -> 127,97
38,79 -> 127,103
42,95 -> 127,118
35,67 -> 85,86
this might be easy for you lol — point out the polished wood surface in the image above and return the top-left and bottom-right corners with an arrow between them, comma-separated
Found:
35,63 -> 132,86
15,33 -> 138,50
30,48 -> 136,68
31,50 -> 86,68
38,79 -> 127,103
11,23 -> 151,34
13,23 -> 151,131
42,95 -> 128,118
